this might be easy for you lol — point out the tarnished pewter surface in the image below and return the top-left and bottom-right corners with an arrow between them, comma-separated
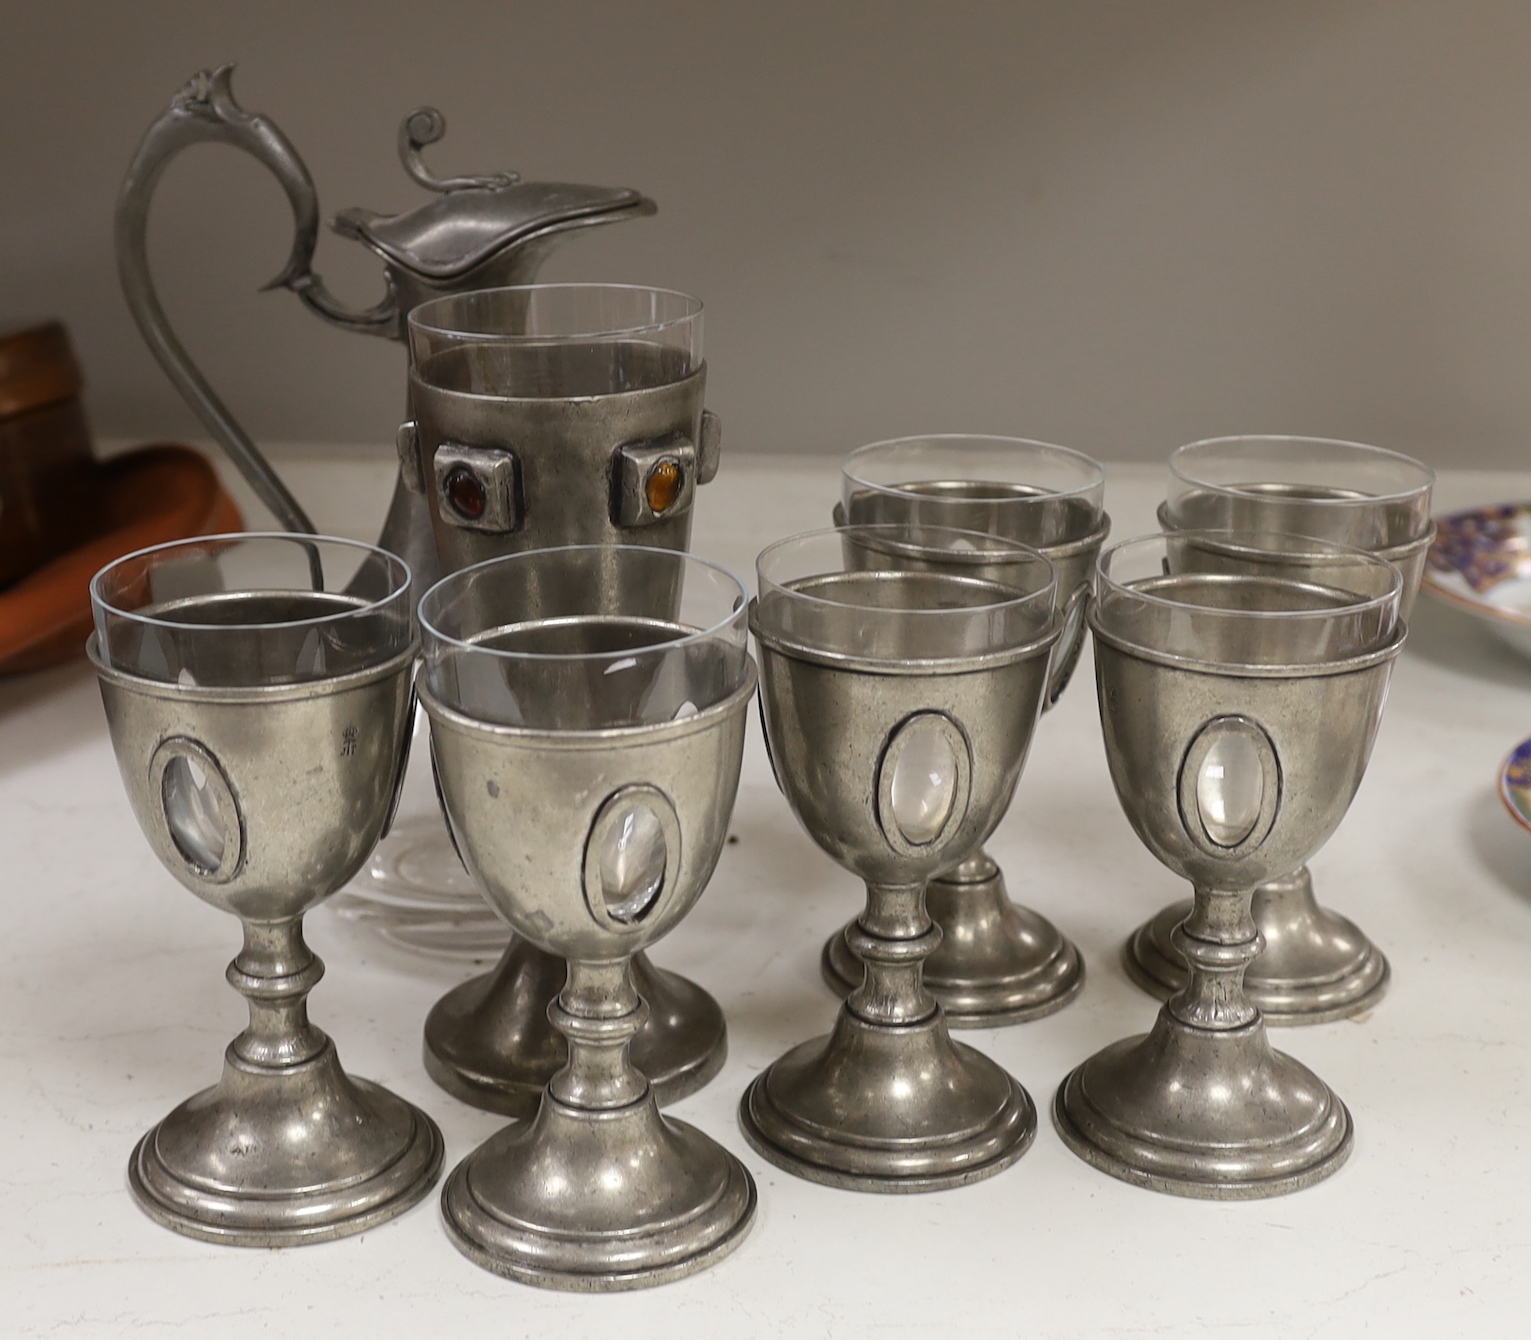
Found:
1123,869 -> 1391,1025
1124,503 -> 1432,1024
823,852 -> 1085,1026
19,458 -> 1531,1333
822,503 -> 1107,1026
745,591 -> 1058,1191
1055,609 -> 1404,1198
411,343 -> 728,1117
422,945 -> 725,1117
117,64 -> 654,585
423,667 -> 757,1288
92,640 -> 443,1244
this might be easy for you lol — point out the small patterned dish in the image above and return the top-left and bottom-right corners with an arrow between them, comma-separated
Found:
1423,502 -> 1531,660
1500,736 -> 1531,833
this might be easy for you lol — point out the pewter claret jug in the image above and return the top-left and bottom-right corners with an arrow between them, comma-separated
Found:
116,64 -> 656,586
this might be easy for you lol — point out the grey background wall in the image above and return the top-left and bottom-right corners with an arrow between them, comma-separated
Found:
3,0 -> 1530,467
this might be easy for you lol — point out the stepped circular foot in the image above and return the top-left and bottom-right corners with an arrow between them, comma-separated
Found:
1052,1014 -> 1352,1199
129,1069 -> 443,1246
738,1010 -> 1035,1192
441,1093 -> 755,1291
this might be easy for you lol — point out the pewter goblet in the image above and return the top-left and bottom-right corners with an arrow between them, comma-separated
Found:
1125,435 -> 1434,1024
399,285 -> 729,1116
822,434 -> 1110,1024
1055,531 -> 1404,1197
89,534 -> 443,1245
742,525 -> 1060,1191
419,545 -> 756,1289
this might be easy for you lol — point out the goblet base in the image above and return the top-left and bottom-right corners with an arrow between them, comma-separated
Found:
821,858 -> 1084,1027
423,941 -> 727,1116
1052,1010 -> 1353,1199
739,1007 -> 1035,1192
1123,867 -> 1391,1025
441,1088 -> 756,1291
129,1041 -> 443,1246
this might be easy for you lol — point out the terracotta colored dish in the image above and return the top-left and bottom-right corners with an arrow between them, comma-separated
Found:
0,445 -> 242,676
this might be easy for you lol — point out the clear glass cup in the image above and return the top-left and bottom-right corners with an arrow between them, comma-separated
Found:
408,283 -> 702,398
419,545 -> 748,730
841,435 -> 1105,549
1095,531 -> 1403,668
755,524 -> 1058,665
91,533 -> 413,687
1165,435 -> 1434,551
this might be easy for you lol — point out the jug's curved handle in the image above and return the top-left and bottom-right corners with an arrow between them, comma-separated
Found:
115,65 -> 396,533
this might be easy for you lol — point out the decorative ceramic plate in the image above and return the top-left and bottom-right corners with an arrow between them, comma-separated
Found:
1423,502 -> 1531,660
1500,736 -> 1531,833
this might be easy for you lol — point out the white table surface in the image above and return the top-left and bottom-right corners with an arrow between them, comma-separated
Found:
6,450 -> 1531,1338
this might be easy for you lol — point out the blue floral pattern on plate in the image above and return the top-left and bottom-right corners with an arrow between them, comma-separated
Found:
1500,736 -> 1531,833
1428,502 -> 1531,593
1424,502 -> 1531,659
